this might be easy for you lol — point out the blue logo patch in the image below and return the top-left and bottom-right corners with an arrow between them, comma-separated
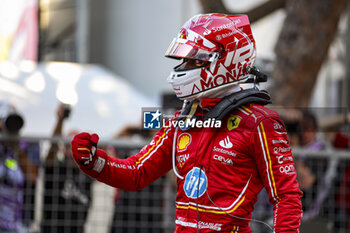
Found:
184,167 -> 207,198
143,109 -> 161,129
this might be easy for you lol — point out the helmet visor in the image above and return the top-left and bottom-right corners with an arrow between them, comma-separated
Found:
165,38 -> 219,62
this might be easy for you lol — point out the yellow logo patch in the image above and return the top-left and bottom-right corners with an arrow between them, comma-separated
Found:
227,116 -> 241,131
177,133 -> 192,152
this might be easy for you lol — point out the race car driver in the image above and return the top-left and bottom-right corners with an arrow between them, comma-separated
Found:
71,14 -> 302,232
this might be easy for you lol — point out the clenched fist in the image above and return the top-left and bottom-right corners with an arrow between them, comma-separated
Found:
71,132 -> 107,178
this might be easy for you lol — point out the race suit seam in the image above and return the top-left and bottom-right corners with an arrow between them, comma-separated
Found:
176,196 -> 245,214
260,122 -> 280,200
241,106 -> 252,114
135,125 -> 171,167
257,123 -> 278,202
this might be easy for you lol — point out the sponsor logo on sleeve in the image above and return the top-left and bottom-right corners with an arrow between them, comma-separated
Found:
273,147 -> 291,154
279,165 -> 295,175
108,161 -> 136,170
272,139 -> 288,144
276,155 -> 294,164
274,123 -> 283,130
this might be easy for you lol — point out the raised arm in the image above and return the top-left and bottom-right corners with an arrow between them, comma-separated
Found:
71,123 -> 175,191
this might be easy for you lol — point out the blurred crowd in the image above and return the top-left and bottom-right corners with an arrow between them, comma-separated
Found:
0,100 -> 350,233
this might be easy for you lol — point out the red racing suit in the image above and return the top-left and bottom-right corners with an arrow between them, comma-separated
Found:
80,101 -> 302,233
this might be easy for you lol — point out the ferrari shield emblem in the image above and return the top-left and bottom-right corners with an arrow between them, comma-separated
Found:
227,115 -> 241,131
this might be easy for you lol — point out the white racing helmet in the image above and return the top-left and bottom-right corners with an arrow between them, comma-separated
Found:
165,14 -> 256,100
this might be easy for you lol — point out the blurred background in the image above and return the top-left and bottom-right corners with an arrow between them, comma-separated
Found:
0,0 -> 350,232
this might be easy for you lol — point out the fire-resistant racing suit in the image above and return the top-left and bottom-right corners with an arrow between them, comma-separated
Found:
72,100 -> 302,233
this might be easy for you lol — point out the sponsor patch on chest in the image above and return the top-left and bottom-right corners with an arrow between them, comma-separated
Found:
176,154 -> 190,168
177,133 -> 192,152
184,167 -> 208,198
213,154 -> 234,166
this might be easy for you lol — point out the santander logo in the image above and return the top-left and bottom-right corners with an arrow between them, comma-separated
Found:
219,136 -> 233,149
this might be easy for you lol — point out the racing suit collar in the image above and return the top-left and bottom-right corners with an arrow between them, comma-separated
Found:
200,98 -> 222,110
199,85 -> 243,110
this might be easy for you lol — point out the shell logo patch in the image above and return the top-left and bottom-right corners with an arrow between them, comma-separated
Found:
227,115 -> 241,131
177,133 -> 192,152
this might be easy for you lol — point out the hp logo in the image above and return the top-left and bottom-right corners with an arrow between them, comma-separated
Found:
184,167 -> 207,198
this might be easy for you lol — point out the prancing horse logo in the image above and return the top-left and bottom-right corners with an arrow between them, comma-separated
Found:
227,115 -> 241,131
